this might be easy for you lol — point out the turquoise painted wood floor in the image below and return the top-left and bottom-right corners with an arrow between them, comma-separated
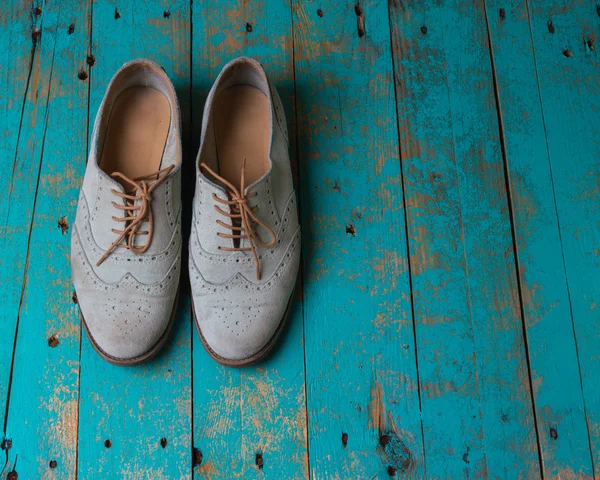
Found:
0,0 -> 599,478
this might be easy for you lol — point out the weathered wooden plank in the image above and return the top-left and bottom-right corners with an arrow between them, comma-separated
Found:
76,1 -> 193,478
1,0 -> 90,478
525,2 -> 600,474
78,300 -> 192,479
0,2 -> 49,410
191,2 -> 308,478
292,1 -> 424,478
483,0 -> 596,477
490,0 -> 600,476
389,0 -> 540,477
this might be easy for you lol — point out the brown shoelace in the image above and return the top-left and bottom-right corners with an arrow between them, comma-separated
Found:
96,165 -> 174,266
201,160 -> 276,280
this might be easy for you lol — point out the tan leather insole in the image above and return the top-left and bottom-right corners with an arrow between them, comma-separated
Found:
100,87 -> 170,180
213,85 -> 270,190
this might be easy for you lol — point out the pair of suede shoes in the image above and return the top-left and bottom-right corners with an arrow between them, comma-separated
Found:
71,57 -> 300,367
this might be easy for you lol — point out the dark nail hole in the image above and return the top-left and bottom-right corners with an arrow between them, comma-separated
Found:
387,465 -> 397,477
550,427 -> 558,439
49,460 -> 57,469
317,8 -> 324,17
9,456 -> 18,477
421,25 -> 427,35
355,3 -> 366,37
68,23 -> 75,34
563,49 -> 573,57
499,8 -> 506,19
163,10 -> 171,18
346,224 -> 356,236
48,334 -> 59,348
379,434 -> 390,446
462,447 -> 470,464
78,69 -> 88,80
86,55 -> 95,67
255,452 -> 263,469
587,38 -> 595,51
104,439 -> 112,448
1,439 -> 12,451
246,22 -> 253,32
33,6 -> 42,15
72,291 -> 78,304
58,216 -> 69,234
192,447 -> 203,467
342,432 -> 348,447
160,437 -> 168,448
114,8 -> 121,19
547,20 -> 555,33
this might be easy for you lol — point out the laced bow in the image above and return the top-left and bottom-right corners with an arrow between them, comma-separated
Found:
96,165 -> 174,266
200,160 -> 276,280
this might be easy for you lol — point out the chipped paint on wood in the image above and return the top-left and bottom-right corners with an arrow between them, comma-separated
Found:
76,1 -> 192,478
0,0 -> 49,411
294,0 -> 424,478
389,0 -> 540,477
1,0 -> 91,478
0,0 -> 598,478
192,1 -> 308,479
485,0 -> 599,476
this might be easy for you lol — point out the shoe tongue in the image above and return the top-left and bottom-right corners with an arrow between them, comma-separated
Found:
227,192 -> 243,250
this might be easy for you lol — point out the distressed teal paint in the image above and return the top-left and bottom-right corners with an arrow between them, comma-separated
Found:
293,0 -> 424,478
78,299 -> 192,479
484,0 -> 595,477
389,1 -> 540,477
1,0 -> 90,478
0,0 -> 598,477
0,2 -> 50,410
191,2 -> 308,478
76,1 -> 193,478
520,0 -> 600,475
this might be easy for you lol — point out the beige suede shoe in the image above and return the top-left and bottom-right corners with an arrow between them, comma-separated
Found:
71,59 -> 182,365
189,57 -> 301,367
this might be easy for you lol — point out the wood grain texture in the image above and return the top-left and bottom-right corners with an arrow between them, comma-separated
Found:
0,0 -> 597,478
76,1 -> 193,478
0,1 -> 51,412
389,0 -> 540,477
484,0 -> 596,477
500,0 -> 600,476
0,0 -> 90,478
293,0 -> 424,478
191,1 -> 309,478
524,2 -> 600,474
